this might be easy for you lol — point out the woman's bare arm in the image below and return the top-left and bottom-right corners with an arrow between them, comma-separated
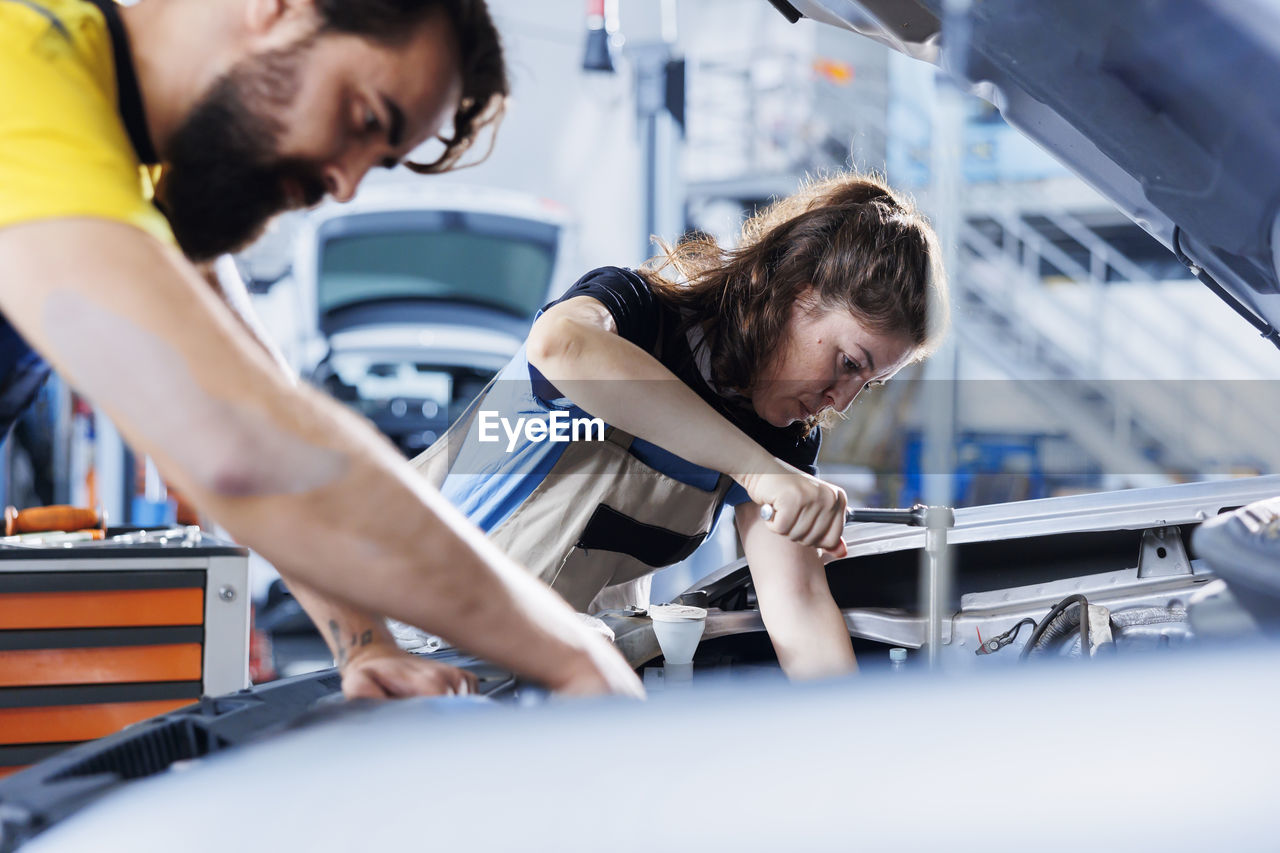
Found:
527,295 -> 847,555
735,502 -> 857,679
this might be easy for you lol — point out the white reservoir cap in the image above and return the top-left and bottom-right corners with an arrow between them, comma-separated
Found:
649,604 -> 708,623
650,605 -> 707,665
889,647 -> 908,662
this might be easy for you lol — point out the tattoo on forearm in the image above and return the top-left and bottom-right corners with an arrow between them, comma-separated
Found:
330,620 -> 376,667
328,619 -> 345,666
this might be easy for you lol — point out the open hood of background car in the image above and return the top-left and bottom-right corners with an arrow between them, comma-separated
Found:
775,0 -> 1280,348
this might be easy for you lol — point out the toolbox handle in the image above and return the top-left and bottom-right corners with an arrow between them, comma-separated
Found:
5,505 -> 105,536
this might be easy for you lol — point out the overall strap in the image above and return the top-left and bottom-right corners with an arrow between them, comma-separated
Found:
713,472 -> 736,501
409,373 -> 499,487
604,426 -> 634,452
82,0 -> 157,164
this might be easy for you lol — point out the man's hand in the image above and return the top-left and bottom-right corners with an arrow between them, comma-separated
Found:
296,583 -> 644,701
341,643 -> 478,699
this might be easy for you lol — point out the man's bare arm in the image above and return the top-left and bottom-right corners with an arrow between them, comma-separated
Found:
201,257 -> 479,697
202,256 -> 296,381
0,218 -> 641,697
289,587 -> 477,697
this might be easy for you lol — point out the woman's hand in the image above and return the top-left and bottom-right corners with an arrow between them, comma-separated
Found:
740,458 -> 848,557
529,295 -> 846,562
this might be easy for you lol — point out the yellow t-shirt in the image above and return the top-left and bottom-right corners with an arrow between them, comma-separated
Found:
0,0 -> 173,243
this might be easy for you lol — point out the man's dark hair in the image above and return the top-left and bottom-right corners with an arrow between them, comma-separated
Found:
314,0 -> 509,173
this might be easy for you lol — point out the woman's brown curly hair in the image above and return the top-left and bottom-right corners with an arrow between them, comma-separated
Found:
640,171 -> 948,396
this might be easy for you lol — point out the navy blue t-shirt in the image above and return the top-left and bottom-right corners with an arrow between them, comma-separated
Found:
0,317 -> 51,438
537,267 -> 821,491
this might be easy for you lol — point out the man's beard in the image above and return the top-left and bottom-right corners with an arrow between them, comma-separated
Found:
155,40 -> 328,262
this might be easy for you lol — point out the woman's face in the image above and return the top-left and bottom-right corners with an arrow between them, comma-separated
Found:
749,290 -> 915,428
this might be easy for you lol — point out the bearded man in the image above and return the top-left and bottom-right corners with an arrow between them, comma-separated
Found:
0,0 -> 643,699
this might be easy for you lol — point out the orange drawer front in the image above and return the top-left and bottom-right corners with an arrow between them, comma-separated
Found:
0,644 -> 202,687
0,698 -> 191,745
0,764 -> 24,779
0,588 -> 204,630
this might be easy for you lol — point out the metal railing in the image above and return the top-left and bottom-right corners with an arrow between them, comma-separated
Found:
957,216 -> 1277,474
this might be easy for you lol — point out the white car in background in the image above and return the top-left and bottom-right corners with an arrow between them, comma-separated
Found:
247,182 -> 576,456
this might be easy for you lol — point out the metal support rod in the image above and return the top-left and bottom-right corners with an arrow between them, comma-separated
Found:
923,506 -> 955,667
925,527 -> 944,662
921,0 -> 970,669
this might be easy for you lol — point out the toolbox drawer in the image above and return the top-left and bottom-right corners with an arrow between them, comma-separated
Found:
0,544 -> 248,778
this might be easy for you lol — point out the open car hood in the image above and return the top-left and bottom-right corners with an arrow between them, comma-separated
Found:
780,0 -> 1280,345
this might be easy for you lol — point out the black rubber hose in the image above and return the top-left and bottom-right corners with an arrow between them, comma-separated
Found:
1020,595 -> 1091,661
1004,618 -> 1038,642
1036,608 -> 1081,649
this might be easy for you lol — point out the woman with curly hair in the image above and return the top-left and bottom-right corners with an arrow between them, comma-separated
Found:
404,171 -> 948,680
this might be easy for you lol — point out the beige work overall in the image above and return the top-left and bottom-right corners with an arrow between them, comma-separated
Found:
407,388 -> 733,616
